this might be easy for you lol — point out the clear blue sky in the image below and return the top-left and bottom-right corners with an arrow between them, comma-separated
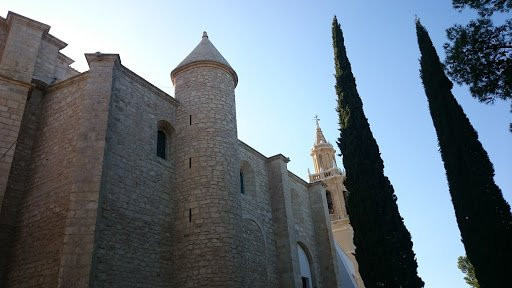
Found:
2,1 -> 510,287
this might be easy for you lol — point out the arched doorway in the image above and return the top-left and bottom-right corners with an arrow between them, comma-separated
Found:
297,243 -> 313,288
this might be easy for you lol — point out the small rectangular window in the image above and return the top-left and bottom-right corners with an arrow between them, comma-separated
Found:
189,208 -> 192,222
189,115 -> 192,125
240,172 -> 245,194
189,157 -> 192,168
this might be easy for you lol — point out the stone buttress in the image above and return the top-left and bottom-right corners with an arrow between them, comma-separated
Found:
0,12 -> 79,286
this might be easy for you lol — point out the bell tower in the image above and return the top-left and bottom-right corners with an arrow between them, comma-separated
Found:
309,116 -> 347,220
309,116 -> 365,288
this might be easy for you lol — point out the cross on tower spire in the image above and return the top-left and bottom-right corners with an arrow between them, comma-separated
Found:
314,115 -> 320,128
314,115 -> 327,145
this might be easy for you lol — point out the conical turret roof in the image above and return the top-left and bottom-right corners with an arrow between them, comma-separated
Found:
171,32 -> 237,85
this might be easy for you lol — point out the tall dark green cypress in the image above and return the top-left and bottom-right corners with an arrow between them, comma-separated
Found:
416,20 -> 512,288
333,16 -> 424,288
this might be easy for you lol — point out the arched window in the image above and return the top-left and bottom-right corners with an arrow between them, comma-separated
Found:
240,171 -> 245,194
326,190 -> 334,214
240,160 -> 256,198
157,130 -> 166,159
343,190 -> 349,209
156,120 -> 174,161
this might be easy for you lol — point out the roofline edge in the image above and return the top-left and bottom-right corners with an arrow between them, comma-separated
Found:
170,60 -> 238,87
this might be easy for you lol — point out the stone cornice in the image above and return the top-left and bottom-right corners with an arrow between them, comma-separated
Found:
85,53 -> 121,66
7,11 -> 50,33
47,72 -> 88,92
42,33 -> 67,50
0,73 -> 33,88
170,60 -> 238,87
267,153 -> 290,163
57,53 -> 75,66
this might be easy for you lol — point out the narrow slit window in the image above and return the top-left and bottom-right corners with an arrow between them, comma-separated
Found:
157,130 -> 166,159
189,115 -> 192,125
189,157 -> 192,168
240,171 -> 245,194
189,208 -> 192,222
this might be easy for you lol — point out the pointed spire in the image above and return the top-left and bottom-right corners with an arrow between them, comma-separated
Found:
314,115 -> 327,145
171,31 -> 237,86
176,31 -> 231,69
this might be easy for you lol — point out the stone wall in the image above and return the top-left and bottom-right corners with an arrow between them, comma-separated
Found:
239,142 -> 279,287
289,175 -> 322,287
0,11 -> 346,288
0,12 -> 77,229
90,66 -> 177,287
173,64 -> 243,288
0,85 -> 44,285
0,17 -> 7,61
0,11 -> 93,287
4,75 -> 86,287
0,12 -> 47,222
32,35 -> 64,84
0,79 -> 30,221
240,142 -> 341,288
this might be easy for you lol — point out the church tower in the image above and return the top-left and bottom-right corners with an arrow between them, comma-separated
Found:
171,32 -> 242,287
309,117 -> 347,220
309,118 -> 365,288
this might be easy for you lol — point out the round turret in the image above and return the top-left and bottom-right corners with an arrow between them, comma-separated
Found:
171,32 -> 242,288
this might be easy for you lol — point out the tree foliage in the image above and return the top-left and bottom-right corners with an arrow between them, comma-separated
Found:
333,16 -> 424,288
444,18 -> 512,103
457,256 -> 480,288
445,0 -> 512,132
453,0 -> 512,16
416,19 -> 512,288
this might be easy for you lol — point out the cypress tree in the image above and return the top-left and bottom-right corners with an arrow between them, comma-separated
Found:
333,16 -> 424,288
416,20 -> 512,288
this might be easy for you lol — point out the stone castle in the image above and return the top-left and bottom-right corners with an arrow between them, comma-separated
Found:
0,12 -> 363,287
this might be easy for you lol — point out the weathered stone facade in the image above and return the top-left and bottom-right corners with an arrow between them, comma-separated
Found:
0,11 -> 349,288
